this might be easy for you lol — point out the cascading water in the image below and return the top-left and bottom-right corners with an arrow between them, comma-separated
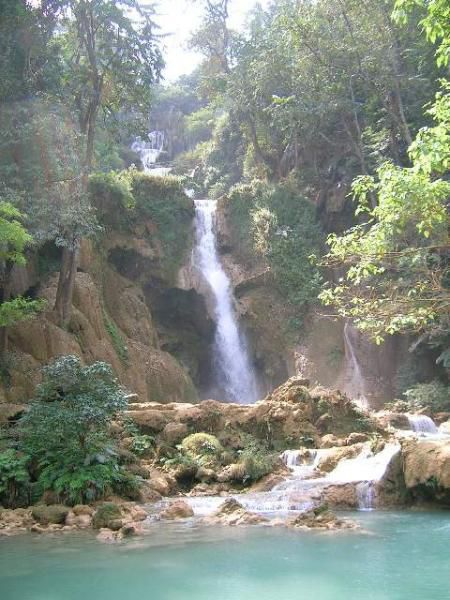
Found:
183,442 -> 400,516
343,321 -> 368,408
193,200 -> 259,404
132,131 -> 166,171
407,414 -> 438,434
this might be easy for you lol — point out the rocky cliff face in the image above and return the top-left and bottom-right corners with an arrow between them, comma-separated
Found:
214,195 -> 412,409
0,177 -> 206,420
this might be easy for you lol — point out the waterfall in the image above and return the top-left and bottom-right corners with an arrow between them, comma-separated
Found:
343,321 -> 368,408
193,200 -> 259,404
356,481 -> 375,510
132,131 -> 165,170
326,443 -> 400,484
407,414 -> 438,434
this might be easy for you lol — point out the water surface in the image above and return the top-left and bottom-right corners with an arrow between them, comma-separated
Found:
0,511 -> 448,600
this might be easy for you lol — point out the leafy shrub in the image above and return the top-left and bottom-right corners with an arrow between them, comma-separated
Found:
404,380 -> 450,413
227,181 -> 324,327
130,434 -> 155,457
237,438 -> 278,483
180,433 -> 223,460
0,449 -> 30,508
20,356 -> 138,505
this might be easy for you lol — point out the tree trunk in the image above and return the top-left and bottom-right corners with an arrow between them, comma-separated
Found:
54,246 -> 78,328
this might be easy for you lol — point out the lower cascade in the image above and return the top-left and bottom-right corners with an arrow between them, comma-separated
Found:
193,199 -> 259,403
407,414 -> 438,434
186,442 -> 400,516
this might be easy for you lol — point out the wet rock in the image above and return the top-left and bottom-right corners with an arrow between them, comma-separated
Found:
320,434 -> 346,448
376,412 -> 410,430
31,505 -> 70,525
138,483 -> 163,503
189,483 -> 231,496
73,504 -> 94,516
287,504 -> 357,530
321,483 -> 358,509
92,503 -> 122,529
96,528 -> 118,543
160,500 -> 194,520
249,473 -> 285,492
203,498 -> 269,527
316,445 -> 363,473
148,476 -> 172,496
346,432 -> 369,445
65,512 -> 92,529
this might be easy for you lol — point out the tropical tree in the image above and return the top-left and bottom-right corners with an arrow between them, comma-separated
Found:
319,0 -> 450,365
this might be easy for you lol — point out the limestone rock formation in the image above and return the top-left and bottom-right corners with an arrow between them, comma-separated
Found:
402,439 -> 450,504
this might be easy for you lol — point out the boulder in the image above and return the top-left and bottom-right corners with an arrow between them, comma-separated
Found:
321,483 -> 358,509
287,504 -> 356,530
160,500 -> 194,520
161,422 -> 189,444
92,503 -> 122,529
148,476 -> 172,496
376,412 -> 410,430
320,434 -> 345,448
65,512 -> 92,529
96,528 -> 118,543
203,498 -> 268,527
402,439 -> 450,495
31,505 -> 70,526
316,444 -> 363,473
346,432 -> 369,445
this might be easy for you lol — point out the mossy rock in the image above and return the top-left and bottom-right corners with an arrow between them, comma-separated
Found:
92,502 -> 122,529
180,433 -> 223,460
31,504 -> 70,525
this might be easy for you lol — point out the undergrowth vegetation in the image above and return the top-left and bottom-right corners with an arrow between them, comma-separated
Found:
89,170 -> 194,279
226,181 -> 323,326
0,356 -> 144,508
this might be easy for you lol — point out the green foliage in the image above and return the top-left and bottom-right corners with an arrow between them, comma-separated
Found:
92,502 -> 122,529
130,435 -> 155,457
320,85 -> 450,342
404,380 -> 450,413
20,356 -> 136,505
37,458 -> 138,505
180,433 -> 223,460
89,170 -> 194,279
0,297 -> 46,328
394,0 -> 450,68
103,310 -> 129,365
130,173 -> 194,278
237,437 -> 277,483
0,449 -> 30,508
227,182 -> 324,323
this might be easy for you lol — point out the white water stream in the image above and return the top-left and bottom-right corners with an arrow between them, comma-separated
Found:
183,442 -> 400,516
407,414 -> 438,434
343,321 -> 368,408
194,200 -> 259,403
